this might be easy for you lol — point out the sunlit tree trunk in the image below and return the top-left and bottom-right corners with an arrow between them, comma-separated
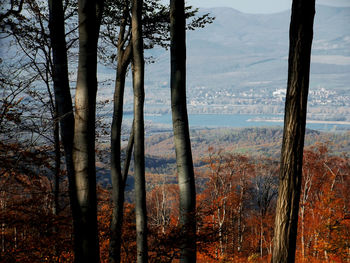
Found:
72,0 -> 104,261
131,0 -> 148,262
237,180 -> 244,253
170,0 -> 196,262
300,168 -> 312,261
271,1 -> 315,262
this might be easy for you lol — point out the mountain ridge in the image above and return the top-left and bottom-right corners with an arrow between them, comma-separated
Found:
142,4 -> 350,91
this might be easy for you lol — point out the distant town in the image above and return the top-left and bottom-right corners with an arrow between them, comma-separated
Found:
100,82 -> 350,122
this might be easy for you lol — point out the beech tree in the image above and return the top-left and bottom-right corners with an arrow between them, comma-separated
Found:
130,0 -> 148,262
103,2 -> 213,261
47,0 -> 83,258
170,1 -> 196,261
107,2 -> 133,262
72,0 -> 104,261
271,0 -> 316,262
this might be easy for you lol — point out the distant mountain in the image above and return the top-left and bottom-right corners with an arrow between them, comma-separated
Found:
143,5 -> 350,92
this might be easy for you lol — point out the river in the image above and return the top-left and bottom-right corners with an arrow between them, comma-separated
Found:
122,113 -> 350,132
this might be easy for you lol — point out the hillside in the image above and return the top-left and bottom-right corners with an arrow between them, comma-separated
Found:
94,127 -> 350,180
146,127 -> 350,159
96,127 -> 350,187
142,5 -> 350,89
97,4 -> 350,120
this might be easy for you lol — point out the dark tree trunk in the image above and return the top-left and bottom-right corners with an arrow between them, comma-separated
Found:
271,1 -> 315,262
131,0 -> 148,262
72,0 -> 103,261
170,0 -> 196,262
47,0 -> 81,259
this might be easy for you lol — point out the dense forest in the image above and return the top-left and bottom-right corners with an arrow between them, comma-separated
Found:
1,143 -> 349,262
1,0 -> 349,262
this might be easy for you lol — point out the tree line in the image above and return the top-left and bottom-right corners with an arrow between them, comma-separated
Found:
0,0 -> 337,262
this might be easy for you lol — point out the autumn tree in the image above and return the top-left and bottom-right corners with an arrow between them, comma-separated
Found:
0,67 -> 73,261
198,149 -> 278,261
147,181 -> 181,262
271,0 -> 316,261
251,159 -> 278,259
298,145 -> 350,262
202,150 -> 232,258
1,0 -> 74,216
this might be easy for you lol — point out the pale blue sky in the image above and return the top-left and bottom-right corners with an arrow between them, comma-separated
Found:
182,0 -> 350,14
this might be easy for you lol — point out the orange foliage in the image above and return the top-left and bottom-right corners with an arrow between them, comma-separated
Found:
0,171 -> 74,262
297,145 -> 350,262
1,143 -> 349,262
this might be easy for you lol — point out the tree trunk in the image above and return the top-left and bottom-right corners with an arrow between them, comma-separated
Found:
109,39 -> 132,263
131,0 -> 148,262
271,1 -> 315,262
72,0 -> 103,261
109,7 -> 132,260
260,215 -> 263,258
53,111 -> 61,216
237,182 -> 244,253
47,0 -> 82,259
170,0 -> 196,262
300,205 -> 305,260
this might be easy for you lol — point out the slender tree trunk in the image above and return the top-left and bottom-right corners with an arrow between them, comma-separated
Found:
1,192 -> 5,253
72,0 -> 103,261
122,121 -> 135,185
53,114 -> 61,215
271,1 -> 315,262
300,205 -> 305,260
131,0 -> 148,262
218,224 -> 223,257
170,0 -> 196,262
260,215 -> 263,258
53,113 -> 61,259
237,178 -> 245,253
109,6 -> 133,258
1,222 -> 4,253
47,0 -> 82,259
109,44 -> 133,263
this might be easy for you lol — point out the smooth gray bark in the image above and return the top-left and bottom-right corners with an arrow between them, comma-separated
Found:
132,0 -> 148,262
73,0 -> 103,261
170,0 -> 196,262
271,1 -> 315,262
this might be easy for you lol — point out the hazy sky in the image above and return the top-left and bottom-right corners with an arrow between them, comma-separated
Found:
183,0 -> 350,14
